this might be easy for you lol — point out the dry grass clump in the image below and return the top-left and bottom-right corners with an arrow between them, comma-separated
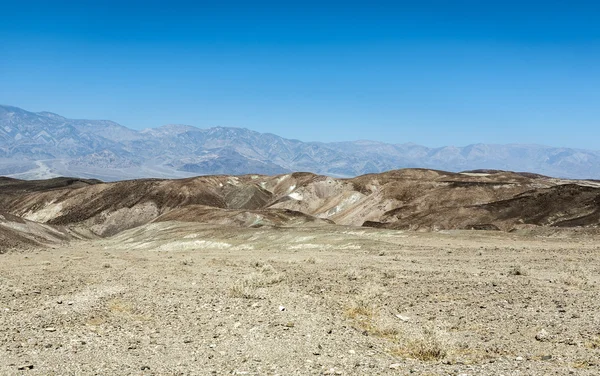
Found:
344,300 -> 398,339
393,326 -> 448,361
344,296 -> 448,361
228,280 -> 260,299
344,284 -> 398,339
228,263 -> 285,299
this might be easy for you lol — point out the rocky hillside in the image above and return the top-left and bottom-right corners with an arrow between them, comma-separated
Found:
1,169 -> 599,249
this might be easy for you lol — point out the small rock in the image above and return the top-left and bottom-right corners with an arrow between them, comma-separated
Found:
535,329 -> 548,342
389,363 -> 402,369
44,327 -> 56,332
141,365 -> 150,370
515,356 -> 524,361
67,301 -> 74,306
395,314 -> 410,322
56,300 -> 63,304
17,364 -> 34,370
541,355 -> 552,361
279,305 -> 286,311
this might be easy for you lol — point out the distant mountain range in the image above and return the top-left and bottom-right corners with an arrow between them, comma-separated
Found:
1,104 -> 599,181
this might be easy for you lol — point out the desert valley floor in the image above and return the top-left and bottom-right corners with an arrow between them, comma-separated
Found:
1,224 -> 599,375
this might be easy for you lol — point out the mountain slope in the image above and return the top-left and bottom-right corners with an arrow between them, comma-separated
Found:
2,169 -> 600,240
2,104 -> 600,180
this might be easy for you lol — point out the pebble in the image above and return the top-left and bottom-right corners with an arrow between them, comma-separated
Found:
279,305 -> 286,311
18,364 -> 34,370
535,329 -> 548,341
515,356 -> 524,361
541,355 -> 552,361
389,363 -> 402,369
395,314 -> 410,322
44,327 -> 57,332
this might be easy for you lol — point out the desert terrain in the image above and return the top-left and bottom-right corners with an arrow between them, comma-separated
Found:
1,169 -> 600,375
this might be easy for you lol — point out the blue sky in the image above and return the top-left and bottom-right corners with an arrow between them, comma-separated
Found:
1,0 -> 599,148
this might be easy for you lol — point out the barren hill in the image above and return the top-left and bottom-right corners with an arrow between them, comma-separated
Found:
1,169 -> 599,248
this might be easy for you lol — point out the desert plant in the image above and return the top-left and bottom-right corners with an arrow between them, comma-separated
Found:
394,326 -> 448,361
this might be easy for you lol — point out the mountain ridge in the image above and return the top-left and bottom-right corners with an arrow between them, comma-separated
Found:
1,104 -> 599,181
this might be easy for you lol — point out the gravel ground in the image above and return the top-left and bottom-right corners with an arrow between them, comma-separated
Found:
1,223 -> 599,375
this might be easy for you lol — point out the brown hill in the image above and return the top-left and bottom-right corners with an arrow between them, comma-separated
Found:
0,211 -> 78,252
0,169 -> 599,243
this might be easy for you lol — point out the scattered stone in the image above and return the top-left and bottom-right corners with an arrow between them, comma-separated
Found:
279,305 -> 286,311
395,314 -> 410,322
535,329 -> 548,342
541,355 -> 552,361
515,356 -> 524,361
141,365 -> 150,370
389,363 -> 402,369
44,327 -> 57,332
18,364 -> 34,370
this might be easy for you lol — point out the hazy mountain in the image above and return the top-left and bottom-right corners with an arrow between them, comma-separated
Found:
1,104 -> 599,181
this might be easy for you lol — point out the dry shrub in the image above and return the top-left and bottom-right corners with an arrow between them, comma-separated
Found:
394,326 -> 448,361
229,264 -> 285,299
228,281 -> 260,299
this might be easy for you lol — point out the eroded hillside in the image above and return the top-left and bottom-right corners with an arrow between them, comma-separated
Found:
1,169 -> 600,250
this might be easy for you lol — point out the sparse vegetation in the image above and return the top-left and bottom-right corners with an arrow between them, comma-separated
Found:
229,264 -> 285,299
393,326 -> 449,361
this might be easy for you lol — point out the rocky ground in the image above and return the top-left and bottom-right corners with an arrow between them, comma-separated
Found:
1,223 -> 599,375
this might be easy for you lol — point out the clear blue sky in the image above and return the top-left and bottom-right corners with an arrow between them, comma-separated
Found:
1,0 -> 599,148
